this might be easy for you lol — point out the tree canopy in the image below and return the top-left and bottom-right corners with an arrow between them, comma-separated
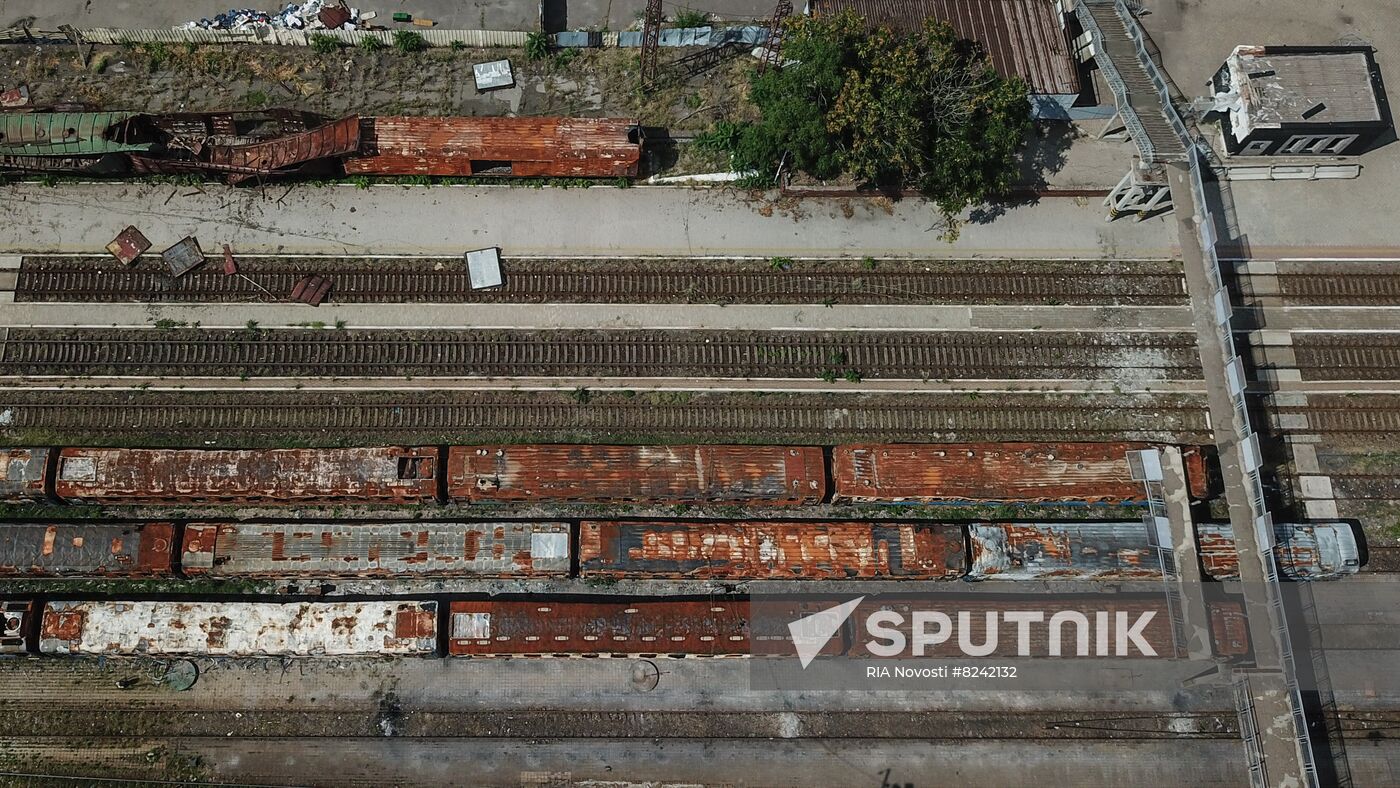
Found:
703,12 -> 1031,223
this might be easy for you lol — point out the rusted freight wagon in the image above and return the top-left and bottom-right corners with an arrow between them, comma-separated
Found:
0,448 -> 50,502
38,600 -> 438,656
0,523 -> 175,576
831,443 -> 1209,505
344,116 -> 642,178
579,521 -> 966,579
181,521 -> 570,578
447,599 -> 750,656
1196,522 -> 1362,580
447,445 -> 827,506
52,447 -> 441,505
967,522 -> 1164,580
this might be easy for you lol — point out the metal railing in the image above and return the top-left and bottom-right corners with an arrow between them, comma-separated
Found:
1099,1 -> 1321,784
1073,4 -> 1156,163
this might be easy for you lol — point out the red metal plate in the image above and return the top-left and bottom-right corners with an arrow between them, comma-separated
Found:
447,599 -> 750,656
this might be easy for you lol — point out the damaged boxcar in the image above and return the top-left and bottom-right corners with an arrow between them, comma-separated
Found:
578,520 -> 966,580
447,599 -> 751,656
447,445 -> 828,506
1196,522 -> 1361,580
181,521 -> 570,578
39,600 -> 438,657
0,522 -> 176,576
52,446 -> 440,505
967,522 -> 1165,581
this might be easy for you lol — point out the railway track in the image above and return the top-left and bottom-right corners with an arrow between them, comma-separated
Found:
1291,334 -> 1400,380
0,328 -> 1203,380
1270,268 -> 1400,306
14,257 -> 1187,305
0,391 -> 1214,443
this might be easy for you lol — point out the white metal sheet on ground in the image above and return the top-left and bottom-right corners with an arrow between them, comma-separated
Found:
466,248 -> 503,289
39,600 -> 437,656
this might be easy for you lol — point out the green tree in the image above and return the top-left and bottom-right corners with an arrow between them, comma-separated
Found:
827,20 -> 1029,221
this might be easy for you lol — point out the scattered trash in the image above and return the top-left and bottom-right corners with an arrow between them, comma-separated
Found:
290,274 -> 333,306
473,60 -> 514,92
222,244 -> 239,275
161,237 -> 207,278
0,84 -> 30,109
465,247 -> 503,290
181,1 -> 365,32
105,226 -> 152,266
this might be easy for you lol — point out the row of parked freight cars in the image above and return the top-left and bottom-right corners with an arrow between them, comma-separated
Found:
0,443 -> 1210,506
1,596 -> 1252,659
0,519 -> 1362,582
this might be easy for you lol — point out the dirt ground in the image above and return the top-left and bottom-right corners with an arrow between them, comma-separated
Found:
8,41 -> 754,134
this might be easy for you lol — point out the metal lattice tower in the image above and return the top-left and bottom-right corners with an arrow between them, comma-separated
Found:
639,0 -> 664,86
758,0 -> 793,74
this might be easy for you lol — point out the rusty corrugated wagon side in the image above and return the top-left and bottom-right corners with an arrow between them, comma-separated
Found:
181,521 -> 570,578
1195,522 -> 1362,581
446,445 -> 828,505
967,522 -> 1165,580
52,447 -> 441,505
0,448 -> 50,502
0,522 -> 175,576
344,116 -> 642,178
447,599 -> 751,656
39,600 -> 438,656
579,520 -> 966,579
831,443 -> 1207,505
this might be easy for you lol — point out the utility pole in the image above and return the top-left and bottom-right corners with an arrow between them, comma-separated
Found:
639,0 -> 664,86
758,0 -> 793,74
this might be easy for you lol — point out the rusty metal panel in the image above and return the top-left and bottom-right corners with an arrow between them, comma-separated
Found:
180,524 -> 218,574
967,522 -> 1163,580
447,599 -> 749,656
53,446 -> 441,505
579,520 -> 965,579
844,596 -> 1179,658
1181,445 -> 1212,500
39,600 -> 438,656
183,521 -> 570,578
0,448 -> 49,502
1195,523 -> 1238,581
204,115 -> 361,173
0,522 -> 175,577
1199,522 -> 1361,581
831,443 -> 1150,505
1208,600 -> 1250,657
808,0 -> 1080,96
105,225 -> 151,266
448,445 -> 826,506
344,116 -> 641,177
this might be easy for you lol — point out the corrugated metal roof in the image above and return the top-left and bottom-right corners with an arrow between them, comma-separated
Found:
447,445 -> 827,505
831,442 -> 1150,505
182,521 -> 570,578
447,600 -> 750,656
967,522 -> 1163,580
579,520 -> 966,579
344,116 -> 642,177
809,0 -> 1081,96
0,113 -> 153,156
0,523 -> 175,577
54,447 -> 441,505
39,600 -> 438,656
0,448 -> 49,502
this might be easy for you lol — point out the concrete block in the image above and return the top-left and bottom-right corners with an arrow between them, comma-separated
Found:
1297,475 -> 1334,500
1290,443 -> 1321,473
1274,414 -> 1311,430
1253,330 -> 1295,347
1241,261 -> 1279,275
0,255 -> 21,270
1305,499 -> 1340,520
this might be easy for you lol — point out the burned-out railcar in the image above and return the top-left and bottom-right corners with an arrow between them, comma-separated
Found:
967,522 -> 1165,580
831,443 -> 1210,505
0,522 -> 175,576
578,520 -> 966,580
446,445 -> 827,506
52,447 -> 441,505
38,600 -> 438,657
181,521 -> 570,578
1196,522 -> 1361,580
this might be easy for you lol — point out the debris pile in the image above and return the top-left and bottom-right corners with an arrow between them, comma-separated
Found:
181,1 -> 369,32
